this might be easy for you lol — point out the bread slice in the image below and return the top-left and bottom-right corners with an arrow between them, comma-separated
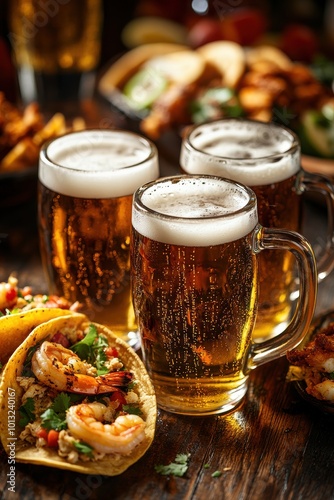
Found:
197,41 -> 246,88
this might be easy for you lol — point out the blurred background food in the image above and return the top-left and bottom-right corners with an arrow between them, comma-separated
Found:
0,0 -> 333,167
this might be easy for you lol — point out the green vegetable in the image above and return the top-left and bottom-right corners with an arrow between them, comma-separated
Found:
73,441 -> 95,458
211,470 -> 222,478
122,404 -> 142,416
70,324 -> 109,375
299,104 -> 334,158
19,398 -> 35,427
123,68 -> 168,110
40,392 -> 72,431
155,453 -> 191,477
191,87 -> 244,123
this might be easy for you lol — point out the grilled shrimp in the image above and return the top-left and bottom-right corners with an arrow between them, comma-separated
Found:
31,341 -> 132,394
66,402 -> 146,455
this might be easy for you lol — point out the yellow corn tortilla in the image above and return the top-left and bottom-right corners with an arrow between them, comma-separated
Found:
0,313 -> 157,476
0,308 -> 76,366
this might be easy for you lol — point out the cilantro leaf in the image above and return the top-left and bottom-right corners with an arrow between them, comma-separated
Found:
122,405 -> 142,416
71,324 -> 98,361
211,470 -> 222,478
70,324 -> 111,375
73,441 -> 95,458
155,453 -> 191,477
19,398 -> 35,427
40,392 -> 71,431
40,408 -> 67,431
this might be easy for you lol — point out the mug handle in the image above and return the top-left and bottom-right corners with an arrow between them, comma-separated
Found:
297,170 -> 334,282
248,226 -> 317,369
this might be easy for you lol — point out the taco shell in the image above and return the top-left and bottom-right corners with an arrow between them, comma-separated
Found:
0,308 -> 76,366
0,313 -> 157,476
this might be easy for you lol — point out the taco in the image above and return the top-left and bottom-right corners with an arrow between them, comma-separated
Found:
0,276 -> 81,366
0,313 -> 156,475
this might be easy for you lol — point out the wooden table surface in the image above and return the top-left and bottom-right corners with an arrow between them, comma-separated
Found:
1,100 -> 334,500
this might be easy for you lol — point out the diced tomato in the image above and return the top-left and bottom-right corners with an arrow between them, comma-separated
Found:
47,429 -> 59,448
36,428 -> 48,440
110,391 -> 127,411
105,346 -> 119,359
50,332 -> 70,348
5,286 -> 17,303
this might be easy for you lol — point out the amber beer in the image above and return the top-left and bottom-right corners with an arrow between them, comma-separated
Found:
9,0 -> 102,103
180,119 -> 305,340
9,0 -> 102,73
38,130 -> 159,346
131,176 -> 317,415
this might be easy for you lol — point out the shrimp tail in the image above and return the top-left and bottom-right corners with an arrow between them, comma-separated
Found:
96,371 -> 133,394
68,371 -> 133,395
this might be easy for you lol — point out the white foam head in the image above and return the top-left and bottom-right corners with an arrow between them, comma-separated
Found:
132,176 -> 258,246
180,119 -> 300,186
39,130 -> 159,198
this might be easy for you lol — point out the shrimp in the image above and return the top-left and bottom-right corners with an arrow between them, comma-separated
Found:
31,341 -> 133,394
287,332 -> 334,373
66,402 -> 146,455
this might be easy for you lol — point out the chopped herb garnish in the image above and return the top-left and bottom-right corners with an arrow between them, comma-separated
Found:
122,405 -> 142,416
211,470 -> 222,478
203,463 -> 210,469
70,324 -> 110,375
155,453 -> 191,477
40,392 -> 71,431
19,397 -> 35,427
73,441 -> 95,458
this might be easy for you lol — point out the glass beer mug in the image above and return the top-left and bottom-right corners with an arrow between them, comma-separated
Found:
180,118 -> 334,340
38,129 -> 159,347
131,175 -> 317,416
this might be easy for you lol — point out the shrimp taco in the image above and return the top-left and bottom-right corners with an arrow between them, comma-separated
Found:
0,276 -> 81,366
0,313 -> 157,476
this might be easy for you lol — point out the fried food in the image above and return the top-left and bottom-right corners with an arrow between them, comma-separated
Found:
0,93 -> 85,173
99,41 -> 333,144
287,322 -> 334,402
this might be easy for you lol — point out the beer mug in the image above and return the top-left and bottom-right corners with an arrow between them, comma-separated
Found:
131,175 -> 317,415
38,129 -> 159,347
8,0 -> 103,105
180,118 -> 334,340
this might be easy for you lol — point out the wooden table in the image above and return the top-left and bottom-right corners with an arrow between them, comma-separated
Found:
1,101 -> 334,499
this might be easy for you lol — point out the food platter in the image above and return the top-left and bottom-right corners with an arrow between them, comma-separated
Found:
288,309 -> 334,415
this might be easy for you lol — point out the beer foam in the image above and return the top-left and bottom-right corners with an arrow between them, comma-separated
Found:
180,120 -> 300,186
133,177 -> 258,246
39,130 -> 159,198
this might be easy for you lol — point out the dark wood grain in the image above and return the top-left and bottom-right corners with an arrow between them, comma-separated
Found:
1,101 -> 334,500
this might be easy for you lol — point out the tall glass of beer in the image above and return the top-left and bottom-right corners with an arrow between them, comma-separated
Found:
8,0 -> 103,106
38,129 -> 159,347
131,175 -> 317,415
180,119 -> 334,340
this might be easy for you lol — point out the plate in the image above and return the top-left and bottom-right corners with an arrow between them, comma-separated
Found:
290,309 -> 334,414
